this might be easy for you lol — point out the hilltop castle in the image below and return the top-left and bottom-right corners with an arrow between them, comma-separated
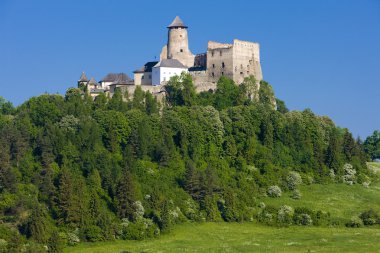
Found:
78,16 -> 263,97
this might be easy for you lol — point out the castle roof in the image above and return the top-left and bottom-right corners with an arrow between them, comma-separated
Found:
101,73 -> 131,83
88,77 -> 98,85
167,16 -> 187,28
133,61 -> 159,73
79,72 -> 88,82
154,59 -> 187,69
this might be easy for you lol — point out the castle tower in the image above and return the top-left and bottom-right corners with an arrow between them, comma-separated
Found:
166,16 -> 194,67
78,71 -> 89,89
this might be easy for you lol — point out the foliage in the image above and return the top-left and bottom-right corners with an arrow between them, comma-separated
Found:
267,185 -> 282,197
0,75 -> 373,251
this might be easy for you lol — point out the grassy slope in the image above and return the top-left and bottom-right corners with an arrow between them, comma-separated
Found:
65,223 -> 380,253
65,180 -> 380,253
264,180 -> 380,220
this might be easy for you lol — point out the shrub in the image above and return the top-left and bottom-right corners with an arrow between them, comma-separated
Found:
277,205 -> 293,225
286,171 -> 302,190
342,163 -> 356,185
66,232 -> 80,246
359,209 -> 379,226
346,216 -> 363,228
293,207 -> 314,226
83,225 -> 104,242
298,214 -> 312,226
290,189 -> 302,199
267,185 -> 282,198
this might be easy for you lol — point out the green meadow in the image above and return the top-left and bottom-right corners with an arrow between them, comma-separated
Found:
65,178 -> 380,253
64,222 -> 380,253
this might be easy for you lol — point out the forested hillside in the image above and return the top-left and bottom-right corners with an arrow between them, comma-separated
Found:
0,74 -> 376,252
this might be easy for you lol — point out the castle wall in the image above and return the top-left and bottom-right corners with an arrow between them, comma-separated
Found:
134,72 -> 152,85
206,41 -> 234,83
232,39 -> 263,84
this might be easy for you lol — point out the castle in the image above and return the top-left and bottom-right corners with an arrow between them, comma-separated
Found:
78,16 -> 263,97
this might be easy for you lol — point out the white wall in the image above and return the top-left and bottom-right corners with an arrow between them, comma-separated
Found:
152,67 -> 188,85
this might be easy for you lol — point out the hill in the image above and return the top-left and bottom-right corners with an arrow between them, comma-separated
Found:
0,74 -> 378,252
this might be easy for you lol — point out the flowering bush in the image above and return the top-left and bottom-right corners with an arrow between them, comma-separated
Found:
286,171 -> 302,190
267,185 -> 282,198
342,164 -> 356,185
277,205 -> 294,224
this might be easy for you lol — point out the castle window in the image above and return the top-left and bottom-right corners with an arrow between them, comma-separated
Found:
240,72 -> 243,75
142,76 -> 144,80
180,49 -> 183,52
212,64 -> 215,68
211,51 -> 214,57
221,72 -> 224,76
220,51 -> 222,56
222,62 -> 225,68
212,72 -> 215,78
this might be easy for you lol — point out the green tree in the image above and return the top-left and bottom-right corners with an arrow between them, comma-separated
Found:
116,168 -> 137,219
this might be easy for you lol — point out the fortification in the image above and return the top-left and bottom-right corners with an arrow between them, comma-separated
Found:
80,16 -> 264,98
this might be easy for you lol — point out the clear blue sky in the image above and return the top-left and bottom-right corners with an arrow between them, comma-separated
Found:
0,0 -> 379,138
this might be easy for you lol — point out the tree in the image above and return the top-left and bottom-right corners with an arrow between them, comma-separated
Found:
364,130 -> 380,161
214,76 -> 239,110
25,204 -> 51,243
258,80 -> 276,109
145,91 -> 159,115
115,168 -> 137,219
132,86 -> 146,111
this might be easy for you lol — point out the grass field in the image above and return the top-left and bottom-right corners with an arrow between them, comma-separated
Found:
64,222 -> 380,253
263,180 -> 380,221
64,165 -> 380,253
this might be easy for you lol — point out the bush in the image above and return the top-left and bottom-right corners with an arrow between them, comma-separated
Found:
293,207 -> 314,226
342,163 -> 356,185
267,185 -> 282,198
290,189 -> 302,199
346,216 -> 363,228
359,209 -> 379,226
286,171 -> 302,190
277,205 -> 293,225
83,225 -> 104,242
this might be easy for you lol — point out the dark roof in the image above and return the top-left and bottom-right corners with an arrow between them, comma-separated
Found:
167,16 -> 187,28
112,76 -> 134,85
79,72 -> 88,82
188,66 -> 206,72
154,59 -> 187,68
133,61 -> 159,73
101,73 -> 131,82
88,77 -> 98,85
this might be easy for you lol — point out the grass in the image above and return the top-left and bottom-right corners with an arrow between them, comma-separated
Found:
64,223 -> 380,253
263,180 -> 380,220
65,165 -> 380,253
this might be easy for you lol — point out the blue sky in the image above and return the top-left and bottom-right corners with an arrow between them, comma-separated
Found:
0,0 -> 379,138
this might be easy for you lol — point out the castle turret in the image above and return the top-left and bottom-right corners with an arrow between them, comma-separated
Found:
166,16 -> 194,67
78,71 -> 89,89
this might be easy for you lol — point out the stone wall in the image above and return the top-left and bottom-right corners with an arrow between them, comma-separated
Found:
206,41 -> 234,83
232,39 -> 262,84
